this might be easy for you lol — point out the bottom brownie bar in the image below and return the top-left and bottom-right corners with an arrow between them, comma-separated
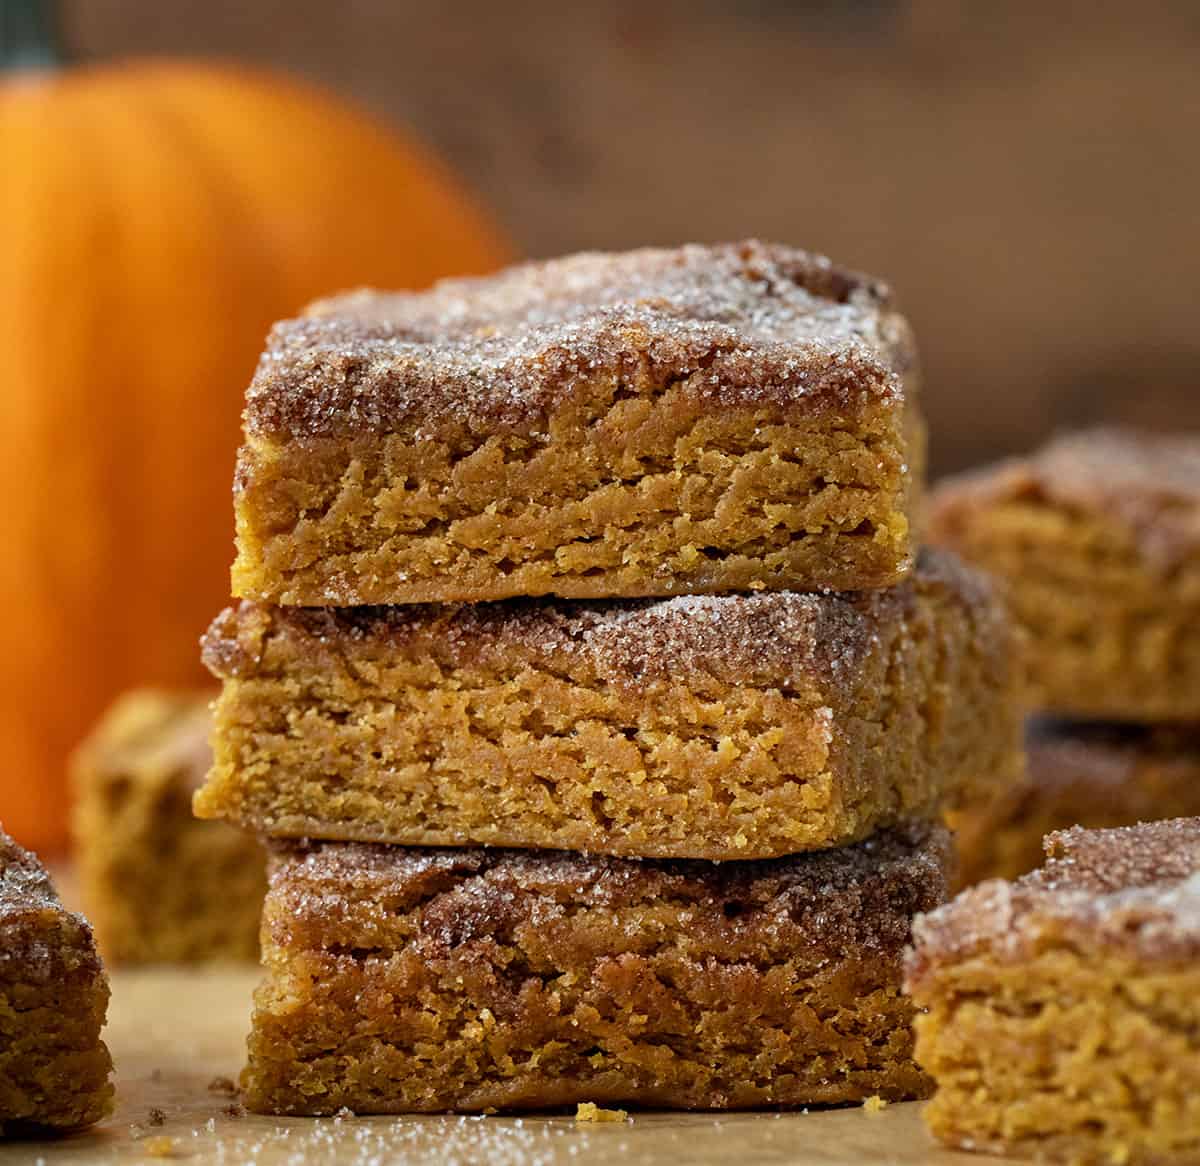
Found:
71,690 -> 265,963
244,822 -> 950,1114
0,829 -> 113,1131
950,719 -> 1200,888
906,819 -> 1200,1165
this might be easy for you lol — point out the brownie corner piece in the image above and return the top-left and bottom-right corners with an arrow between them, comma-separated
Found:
906,817 -> 1200,1163
0,829 -> 113,1131
928,426 -> 1200,720
231,240 -> 923,606
242,820 -> 950,1115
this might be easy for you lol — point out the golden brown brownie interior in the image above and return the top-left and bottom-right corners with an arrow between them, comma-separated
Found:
233,241 -> 922,604
929,427 -> 1200,720
907,818 -> 1200,1164
71,690 -> 265,963
244,822 -> 949,1115
197,551 -> 1022,860
0,831 -> 113,1130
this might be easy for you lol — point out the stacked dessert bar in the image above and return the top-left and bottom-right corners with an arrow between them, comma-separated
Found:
929,429 -> 1200,885
194,242 -> 1023,1114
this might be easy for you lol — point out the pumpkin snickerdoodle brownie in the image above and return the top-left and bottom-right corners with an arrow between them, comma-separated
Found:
242,820 -> 950,1114
71,690 -> 265,964
0,827 -> 112,1132
928,427 -> 1200,721
950,719 -> 1200,888
195,550 -> 1022,861
906,818 -> 1200,1164
231,240 -> 923,605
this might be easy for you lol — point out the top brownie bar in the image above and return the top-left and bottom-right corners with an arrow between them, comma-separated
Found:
232,241 -> 923,605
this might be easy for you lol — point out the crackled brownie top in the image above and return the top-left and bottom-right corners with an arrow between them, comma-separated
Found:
930,427 -> 1200,569
244,240 -> 916,438
266,820 -> 951,957
205,549 -> 995,694
908,818 -> 1200,976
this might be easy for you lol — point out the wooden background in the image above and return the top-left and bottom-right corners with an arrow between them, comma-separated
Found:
63,0 -> 1200,474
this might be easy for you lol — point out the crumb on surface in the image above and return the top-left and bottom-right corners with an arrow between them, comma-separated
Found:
864,1095 -> 889,1116
575,1101 -> 628,1123
140,1135 -> 177,1157
222,1101 -> 246,1118
146,1107 -> 166,1126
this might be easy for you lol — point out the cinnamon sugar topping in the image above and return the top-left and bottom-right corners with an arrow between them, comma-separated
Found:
245,241 -> 914,438
908,817 -> 1200,975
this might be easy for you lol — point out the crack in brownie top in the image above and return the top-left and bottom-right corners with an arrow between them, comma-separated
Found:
931,427 -> 1200,569
265,820 -> 950,958
244,240 -> 916,438
907,818 -> 1200,974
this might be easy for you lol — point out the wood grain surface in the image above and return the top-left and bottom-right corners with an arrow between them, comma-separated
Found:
0,967 -> 1019,1165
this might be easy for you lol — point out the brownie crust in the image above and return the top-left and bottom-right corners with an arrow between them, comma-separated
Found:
950,719 -> 1200,888
0,830 -> 113,1131
907,818 -> 1200,1164
244,821 -> 951,1114
929,426 -> 1200,721
196,550 -> 1023,860
71,690 -> 265,964
232,241 -> 924,605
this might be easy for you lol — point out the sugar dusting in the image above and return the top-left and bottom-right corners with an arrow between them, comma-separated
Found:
244,241 -> 914,438
907,817 -> 1200,976
268,819 -> 951,960
930,426 -> 1200,569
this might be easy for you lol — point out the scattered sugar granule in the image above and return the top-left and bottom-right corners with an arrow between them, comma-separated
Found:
575,1101 -> 628,1123
863,1095 -> 889,1117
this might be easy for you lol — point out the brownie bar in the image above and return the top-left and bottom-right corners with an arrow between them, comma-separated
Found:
906,818 -> 1200,1164
929,427 -> 1200,720
71,690 -> 265,963
243,821 -> 950,1114
232,241 -> 923,605
0,829 -> 112,1131
951,719 -> 1200,888
196,550 -> 1021,860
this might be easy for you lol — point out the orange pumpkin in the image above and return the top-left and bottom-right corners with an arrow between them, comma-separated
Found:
0,24 -> 513,851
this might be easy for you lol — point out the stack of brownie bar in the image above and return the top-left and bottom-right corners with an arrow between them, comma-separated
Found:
928,428 -> 1200,885
194,242 -> 1023,1114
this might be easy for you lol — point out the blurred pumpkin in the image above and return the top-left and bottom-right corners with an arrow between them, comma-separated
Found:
0,4 -> 513,851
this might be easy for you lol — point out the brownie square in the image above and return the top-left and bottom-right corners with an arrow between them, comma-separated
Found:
71,690 -> 265,963
197,551 -> 1022,860
929,427 -> 1200,720
243,822 -> 950,1114
232,241 -> 923,605
0,829 -> 112,1131
907,818 -> 1200,1163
